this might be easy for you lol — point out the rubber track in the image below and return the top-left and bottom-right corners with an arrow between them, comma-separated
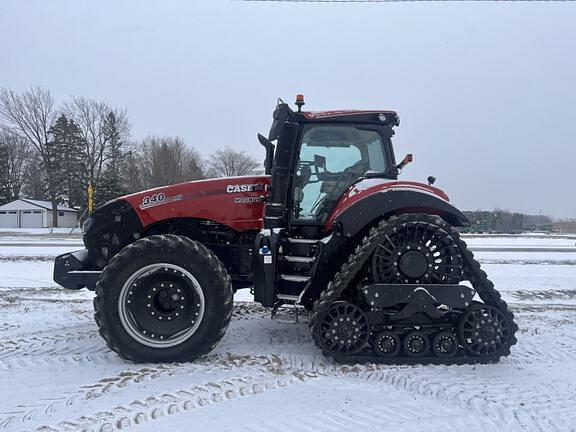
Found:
309,214 -> 519,364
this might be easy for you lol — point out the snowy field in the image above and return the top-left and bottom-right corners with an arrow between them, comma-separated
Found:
1,233 -> 576,431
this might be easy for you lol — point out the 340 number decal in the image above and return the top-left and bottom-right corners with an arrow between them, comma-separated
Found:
141,192 -> 165,207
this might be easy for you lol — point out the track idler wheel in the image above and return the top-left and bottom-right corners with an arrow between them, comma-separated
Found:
457,303 -> 513,357
432,332 -> 459,358
319,301 -> 370,354
373,331 -> 401,357
403,331 -> 430,357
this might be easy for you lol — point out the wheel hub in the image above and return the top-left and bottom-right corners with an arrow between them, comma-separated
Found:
119,263 -> 205,348
481,326 -> 496,339
152,284 -> 185,314
381,337 -> 394,351
398,250 -> 428,279
439,338 -> 454,352
338,325 -> 353,338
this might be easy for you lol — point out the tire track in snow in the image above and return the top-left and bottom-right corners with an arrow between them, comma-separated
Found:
352,365 -> 576,432
0,328 -> 104,360
1,355 -> 278,430
36,371 -> 318,432
5,344 -> 576,432
79,353 -> 279,400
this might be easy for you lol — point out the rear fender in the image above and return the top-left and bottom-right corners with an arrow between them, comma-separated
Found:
330,189 -> 469,238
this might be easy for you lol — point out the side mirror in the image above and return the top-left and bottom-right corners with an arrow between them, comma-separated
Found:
257,133 -> 275,175
396,153 -> 413,171
427,176 -> 436,185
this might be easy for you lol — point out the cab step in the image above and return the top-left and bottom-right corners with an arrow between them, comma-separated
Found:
271,301 -> 308,324
282,256 -> 316,264
279,274 -> 311,283
287,238 -> 318,244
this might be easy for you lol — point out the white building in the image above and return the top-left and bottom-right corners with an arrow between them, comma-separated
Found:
0,199 -> 79,228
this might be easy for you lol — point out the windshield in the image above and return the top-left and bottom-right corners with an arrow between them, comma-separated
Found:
294,124 -> 390,221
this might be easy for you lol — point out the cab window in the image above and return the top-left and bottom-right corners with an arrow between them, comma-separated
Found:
293,124 -> 388,221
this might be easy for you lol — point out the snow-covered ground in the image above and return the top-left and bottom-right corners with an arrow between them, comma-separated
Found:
1,234 -> 576,431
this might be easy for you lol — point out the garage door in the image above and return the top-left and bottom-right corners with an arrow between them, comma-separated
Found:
0,211 -> 18,228
21,210 -> 43,228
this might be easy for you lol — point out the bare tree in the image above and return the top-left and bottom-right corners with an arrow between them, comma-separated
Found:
0,131 -> 31,199
206,146 -> 262,178
0,86 -> 62,226
63,96 -> 130,187
136,136 -> 204,189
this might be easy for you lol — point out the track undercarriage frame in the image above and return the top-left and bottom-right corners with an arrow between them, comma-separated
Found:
309,215 -> 518,364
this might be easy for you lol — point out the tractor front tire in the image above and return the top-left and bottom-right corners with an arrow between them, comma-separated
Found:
94,234 -> 233,362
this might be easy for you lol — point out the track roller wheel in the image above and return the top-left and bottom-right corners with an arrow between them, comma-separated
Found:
373,330 -> 401,357
432,332 -> 459,358
318,301 -> 369,354
403,331 -> 430,357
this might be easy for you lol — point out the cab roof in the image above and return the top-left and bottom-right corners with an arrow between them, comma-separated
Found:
269,101 -> 400,141
301,110 -> 399,126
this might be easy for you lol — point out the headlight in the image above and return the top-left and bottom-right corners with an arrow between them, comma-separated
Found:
82,216 -> 94,234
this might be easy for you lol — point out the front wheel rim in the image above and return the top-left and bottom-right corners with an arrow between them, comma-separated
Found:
118,263 -> 206,348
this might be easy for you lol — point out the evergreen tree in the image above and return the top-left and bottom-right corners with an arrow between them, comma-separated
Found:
95,168 -> 126,204
48,114 -> 86,209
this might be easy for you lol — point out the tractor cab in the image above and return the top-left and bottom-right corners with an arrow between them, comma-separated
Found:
260,97 -> 402,232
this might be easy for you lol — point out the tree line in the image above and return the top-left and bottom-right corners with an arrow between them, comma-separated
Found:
0,86 -> 261,226
462,209 -> 554,233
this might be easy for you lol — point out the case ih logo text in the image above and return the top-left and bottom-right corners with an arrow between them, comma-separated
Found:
226,183 -> 267,194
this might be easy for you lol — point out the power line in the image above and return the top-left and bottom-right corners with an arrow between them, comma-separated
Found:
241,0 -> 573,3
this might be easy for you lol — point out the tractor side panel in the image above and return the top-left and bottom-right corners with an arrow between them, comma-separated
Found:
123,176 -> 271,231
325,179 -> 469,237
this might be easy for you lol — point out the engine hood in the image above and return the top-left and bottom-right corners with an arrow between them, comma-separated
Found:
122,175 -> 271,231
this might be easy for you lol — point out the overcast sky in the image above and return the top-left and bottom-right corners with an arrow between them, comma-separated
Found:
1,0 -> 575,218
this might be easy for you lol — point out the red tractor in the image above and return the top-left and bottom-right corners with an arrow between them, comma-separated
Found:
54,97 -> 517,364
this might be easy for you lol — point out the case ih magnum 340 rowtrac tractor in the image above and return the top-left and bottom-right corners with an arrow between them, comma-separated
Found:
54,96 -> 517,364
